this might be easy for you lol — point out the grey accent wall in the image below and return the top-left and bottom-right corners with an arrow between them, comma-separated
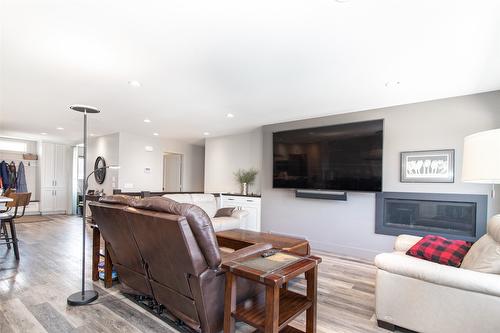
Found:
261,91 -> 500,259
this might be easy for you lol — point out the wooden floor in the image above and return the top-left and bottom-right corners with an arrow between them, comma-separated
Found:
0,215 -> 394,333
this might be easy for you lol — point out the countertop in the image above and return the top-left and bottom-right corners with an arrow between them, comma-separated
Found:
219,193 -> 261,198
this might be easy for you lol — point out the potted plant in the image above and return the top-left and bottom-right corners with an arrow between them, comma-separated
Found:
234,168 -> 258,195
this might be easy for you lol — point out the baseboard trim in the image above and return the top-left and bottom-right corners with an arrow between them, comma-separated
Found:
308,239 -> 382,261
40,211 -> 66,215
266,229 -> 384,261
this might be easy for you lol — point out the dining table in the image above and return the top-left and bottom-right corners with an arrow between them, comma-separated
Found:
0,196 -> 13,203
0,196 -> 13,209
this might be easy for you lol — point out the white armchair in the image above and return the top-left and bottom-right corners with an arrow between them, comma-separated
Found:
374,216 -> 500,333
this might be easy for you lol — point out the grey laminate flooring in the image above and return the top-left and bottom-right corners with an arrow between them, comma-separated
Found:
0,215 -> 395,333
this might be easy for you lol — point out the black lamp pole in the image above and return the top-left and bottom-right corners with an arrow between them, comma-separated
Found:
67,105 -> 101,306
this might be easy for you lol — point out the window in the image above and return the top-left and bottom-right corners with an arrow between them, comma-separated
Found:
77,157 -> 84,180
0,140 -> 27,152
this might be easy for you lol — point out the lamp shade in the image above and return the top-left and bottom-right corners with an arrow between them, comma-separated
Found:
462,128 -> 500,184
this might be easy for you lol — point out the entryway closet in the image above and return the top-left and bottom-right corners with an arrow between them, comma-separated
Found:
39,142 -> 68,214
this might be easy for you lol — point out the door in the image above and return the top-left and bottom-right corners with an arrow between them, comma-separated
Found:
163,153 -> 183,192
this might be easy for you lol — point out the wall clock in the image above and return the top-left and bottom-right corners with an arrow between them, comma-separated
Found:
94,156 -> 107,184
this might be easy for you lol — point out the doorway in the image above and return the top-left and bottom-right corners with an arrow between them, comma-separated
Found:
163,153 -> 183,192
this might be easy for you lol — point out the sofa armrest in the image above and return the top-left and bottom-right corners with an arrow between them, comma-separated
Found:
394,234 -> 422,252
375,252 -> 500,297
220,243 -> 273,264
230,209 -> 249,220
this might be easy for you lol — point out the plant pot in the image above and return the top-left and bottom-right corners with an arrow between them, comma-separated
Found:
241,183 -> 248,195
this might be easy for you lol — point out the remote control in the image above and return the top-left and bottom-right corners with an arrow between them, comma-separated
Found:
261,249 -> 279,258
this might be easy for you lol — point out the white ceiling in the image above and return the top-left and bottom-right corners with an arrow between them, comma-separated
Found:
1,0 -> 500,145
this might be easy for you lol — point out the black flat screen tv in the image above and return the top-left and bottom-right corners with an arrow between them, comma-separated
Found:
273,119 -> 383,192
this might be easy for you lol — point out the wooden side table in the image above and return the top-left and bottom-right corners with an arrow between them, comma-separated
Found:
216,229 -> 310,256
91,224 -> 113,288
222,251 -> 321,333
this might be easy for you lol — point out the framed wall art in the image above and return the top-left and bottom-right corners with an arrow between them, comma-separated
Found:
400,149 -> 455,183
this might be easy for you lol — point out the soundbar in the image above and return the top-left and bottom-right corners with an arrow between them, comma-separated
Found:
295,189 -> 347,201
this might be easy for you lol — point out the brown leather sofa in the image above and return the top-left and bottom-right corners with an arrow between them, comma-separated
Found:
90,195 -> 271,333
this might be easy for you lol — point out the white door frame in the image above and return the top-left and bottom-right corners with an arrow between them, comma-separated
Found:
163,152 -> 183,192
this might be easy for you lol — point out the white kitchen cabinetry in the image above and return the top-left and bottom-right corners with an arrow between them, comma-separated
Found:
220,195 -> 261,231
40,142 -> 67,214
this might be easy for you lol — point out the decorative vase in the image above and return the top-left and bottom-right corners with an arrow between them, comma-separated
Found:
241,183 -> 248,195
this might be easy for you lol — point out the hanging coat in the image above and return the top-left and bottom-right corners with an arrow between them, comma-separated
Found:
8,162 -> 17,189
16,162 -> 28,192
0,161 -> 9,190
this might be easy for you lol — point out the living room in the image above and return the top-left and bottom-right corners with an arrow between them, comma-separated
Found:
1,1 -> 500,333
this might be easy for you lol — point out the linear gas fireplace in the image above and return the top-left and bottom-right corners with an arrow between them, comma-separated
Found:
375,192 -> 488,242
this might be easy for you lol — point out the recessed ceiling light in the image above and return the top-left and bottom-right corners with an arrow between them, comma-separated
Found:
385,81 -> 401,88
128,80 -> 141,87
40,132 -> 47,135
153,132 -> 159,136
56,127 -> 64,130
90,133 -> 95,137
203,132 -> 210,136
226,113 -> 235,118
144,118 -> 151,123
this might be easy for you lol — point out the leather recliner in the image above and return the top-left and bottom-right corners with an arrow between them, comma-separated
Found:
90,195 -> 271,333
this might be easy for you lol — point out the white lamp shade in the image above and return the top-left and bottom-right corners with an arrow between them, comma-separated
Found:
462,128 -> 500,184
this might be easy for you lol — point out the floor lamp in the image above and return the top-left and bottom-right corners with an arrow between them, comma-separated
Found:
67,104 -> 101,306
462,128 -> 500,211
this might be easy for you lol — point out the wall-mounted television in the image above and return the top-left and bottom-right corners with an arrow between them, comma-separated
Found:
273,119 -> 383,192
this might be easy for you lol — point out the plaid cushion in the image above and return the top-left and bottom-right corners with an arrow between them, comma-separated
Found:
406,235 -> 472,267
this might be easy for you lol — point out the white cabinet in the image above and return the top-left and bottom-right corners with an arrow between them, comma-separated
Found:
54,144 -> 66,188
40,189 -> 55,212
221,195 -> 261,231
41,143 -> 55,188
41,189 -> 66,213
40,142 -> 67,214
54,189 -> 67,211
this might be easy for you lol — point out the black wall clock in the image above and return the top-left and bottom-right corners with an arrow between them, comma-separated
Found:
94,156 -> 107,184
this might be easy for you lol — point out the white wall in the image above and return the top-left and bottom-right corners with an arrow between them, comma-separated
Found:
261,91 -> 500,259
204,129 -> 262,194
118,132 -> 204,192
86,133 -> 120,195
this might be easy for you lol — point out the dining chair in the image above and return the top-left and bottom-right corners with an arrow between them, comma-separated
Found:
0,192 -> 31,260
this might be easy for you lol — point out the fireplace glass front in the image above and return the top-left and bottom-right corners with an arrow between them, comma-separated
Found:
375,192 -> 487,241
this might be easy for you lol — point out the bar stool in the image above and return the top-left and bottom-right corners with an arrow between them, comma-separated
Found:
0,192 -> 31,260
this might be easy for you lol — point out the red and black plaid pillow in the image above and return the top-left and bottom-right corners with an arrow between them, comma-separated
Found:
406,235 -> 472,267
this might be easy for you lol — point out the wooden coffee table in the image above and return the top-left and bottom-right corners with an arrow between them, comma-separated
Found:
222,250 -> 321,333
216,229 -> 310,256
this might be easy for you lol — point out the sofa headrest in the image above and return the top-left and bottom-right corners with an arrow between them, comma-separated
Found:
99,195 -> 135,206
131,196 -> 221,269
487,214 -> 500,243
